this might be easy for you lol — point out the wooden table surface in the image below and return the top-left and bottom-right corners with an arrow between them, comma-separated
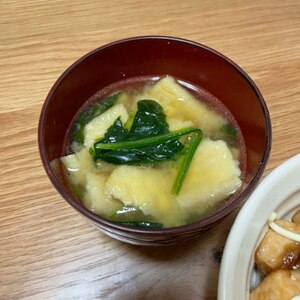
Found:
1,1 -> 300,299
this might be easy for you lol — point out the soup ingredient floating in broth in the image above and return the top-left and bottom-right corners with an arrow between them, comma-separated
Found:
72,93 -> 121,146
92,100 -> 200,166
61,76 -> 242,228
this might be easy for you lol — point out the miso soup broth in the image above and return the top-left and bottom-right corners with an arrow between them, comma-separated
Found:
61,76 -> 246,228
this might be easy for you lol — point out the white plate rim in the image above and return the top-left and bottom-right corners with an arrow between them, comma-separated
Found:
218,153 -> 300,300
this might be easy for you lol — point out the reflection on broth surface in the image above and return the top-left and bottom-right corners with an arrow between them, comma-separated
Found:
60,76 -> 246,228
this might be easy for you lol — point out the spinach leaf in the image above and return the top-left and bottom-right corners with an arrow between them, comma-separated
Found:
222,124 -> 237,138
130,100 -> 169,138
115,221 -> 163,228
99,117 -> 130,144
93,100 -> 186,165
72,92 -> 121,144
96,139 -> 184,165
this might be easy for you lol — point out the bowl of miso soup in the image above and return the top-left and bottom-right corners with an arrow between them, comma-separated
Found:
38,36 -> 271,245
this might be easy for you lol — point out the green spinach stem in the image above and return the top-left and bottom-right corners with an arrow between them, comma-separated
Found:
95,127 -> 200,150
172,130 -> 203,195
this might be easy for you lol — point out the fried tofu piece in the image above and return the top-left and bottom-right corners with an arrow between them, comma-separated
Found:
104,165 -> 184,227
292,210 -> 300,224
139,76 -> 227,136
176,138 -> 241,215
83,173 -> 122,217
61,148 -> 96,186
84,103 -> 128,149
255,220 -> 300,273
250,269 -> 300,300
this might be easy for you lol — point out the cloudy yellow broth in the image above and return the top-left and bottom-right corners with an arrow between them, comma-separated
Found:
61,76 -> 245,228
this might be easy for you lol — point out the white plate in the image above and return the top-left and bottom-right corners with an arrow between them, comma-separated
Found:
218,154 -> 300,300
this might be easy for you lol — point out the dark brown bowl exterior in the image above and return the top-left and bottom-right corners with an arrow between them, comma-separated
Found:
38,36 -> 271,245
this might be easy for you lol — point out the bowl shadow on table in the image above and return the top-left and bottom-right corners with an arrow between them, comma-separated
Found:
107,210 -> 239,300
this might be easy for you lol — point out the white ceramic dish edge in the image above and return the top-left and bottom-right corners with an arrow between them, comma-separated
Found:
218,153 -> 300,300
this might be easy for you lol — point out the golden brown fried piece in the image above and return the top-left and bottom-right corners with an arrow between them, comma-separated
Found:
292,210 -> 300,224
250,269 -> 300,300
255,220 -> 300,274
